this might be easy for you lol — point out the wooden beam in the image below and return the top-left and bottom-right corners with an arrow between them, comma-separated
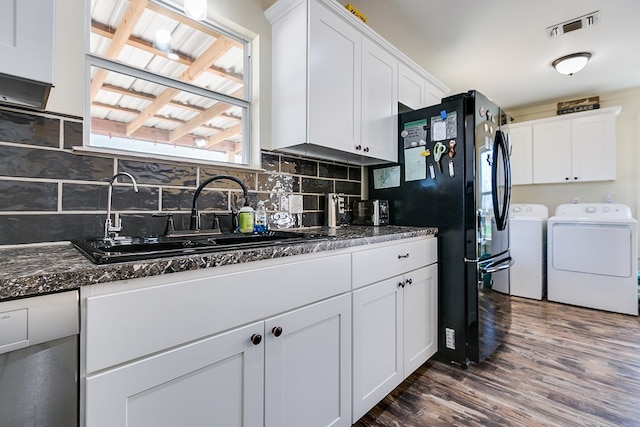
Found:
91,20 -> 243,84
206,123 -> 242,146
125,36 -> 237,136
90,0 -> 148,100
91,117 -> 238,154
167,88 -> 243,141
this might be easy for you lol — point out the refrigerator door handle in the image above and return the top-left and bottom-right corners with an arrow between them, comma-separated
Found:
478,256 -> 514,274
492,130 -> 511,231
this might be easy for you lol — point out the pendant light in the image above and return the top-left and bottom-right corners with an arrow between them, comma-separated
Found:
184,0 -> 207,21
552,52 -> 591,76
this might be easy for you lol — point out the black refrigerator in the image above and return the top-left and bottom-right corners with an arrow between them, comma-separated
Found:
368,90 -> 513,367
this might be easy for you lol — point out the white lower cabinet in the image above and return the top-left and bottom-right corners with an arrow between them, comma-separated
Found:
85,322 -> 265,427
265,294 -> 351,427
86,294 -> 351,427
81,236 -> 437,427
82,252 -> 352,427
351,238 -> 438,423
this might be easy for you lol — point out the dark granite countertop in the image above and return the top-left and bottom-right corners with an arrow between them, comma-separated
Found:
0,225 -> 437,301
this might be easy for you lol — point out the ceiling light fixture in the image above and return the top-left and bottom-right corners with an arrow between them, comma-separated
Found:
552,52 -> 591,76
184,0 -> 207,21
194,138 -> 207,148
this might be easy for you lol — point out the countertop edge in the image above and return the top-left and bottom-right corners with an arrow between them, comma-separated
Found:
0,226 -> 437,301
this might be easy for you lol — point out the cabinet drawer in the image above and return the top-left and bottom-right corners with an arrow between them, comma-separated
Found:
352,237 -> 436,289
85,253 -> 351,374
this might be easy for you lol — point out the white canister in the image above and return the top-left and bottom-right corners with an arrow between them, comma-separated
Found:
238,205 -> 255,233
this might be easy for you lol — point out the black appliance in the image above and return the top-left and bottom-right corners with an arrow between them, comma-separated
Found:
368,90 -> 513,367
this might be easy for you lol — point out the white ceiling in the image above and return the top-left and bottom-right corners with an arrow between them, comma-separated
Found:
264,0 -> 640,111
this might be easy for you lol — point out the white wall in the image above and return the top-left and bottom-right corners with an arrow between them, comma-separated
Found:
508,87 -> 640,219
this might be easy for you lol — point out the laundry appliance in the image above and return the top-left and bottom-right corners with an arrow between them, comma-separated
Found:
547,203 -> 638,316
368,90 -> 513,367
509,204 -> 548,300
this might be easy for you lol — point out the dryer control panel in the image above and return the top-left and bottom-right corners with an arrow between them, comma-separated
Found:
553,203 -> 633,219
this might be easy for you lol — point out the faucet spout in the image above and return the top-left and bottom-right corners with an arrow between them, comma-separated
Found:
190,175 -> 249,230
105,172 -> 139,239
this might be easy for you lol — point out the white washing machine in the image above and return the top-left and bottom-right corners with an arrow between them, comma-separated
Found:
509,204 -> 548,300
547,203 -> 638,316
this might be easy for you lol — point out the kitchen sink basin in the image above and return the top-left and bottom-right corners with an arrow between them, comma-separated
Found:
71,230 -> 329,264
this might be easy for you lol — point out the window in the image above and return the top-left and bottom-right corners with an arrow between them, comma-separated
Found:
86,0 -> 251,165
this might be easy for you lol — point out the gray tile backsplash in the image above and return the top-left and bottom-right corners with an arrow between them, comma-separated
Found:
0,106 -> 362,245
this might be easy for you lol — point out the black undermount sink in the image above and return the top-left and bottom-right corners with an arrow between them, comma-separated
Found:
71,230 -> 329,265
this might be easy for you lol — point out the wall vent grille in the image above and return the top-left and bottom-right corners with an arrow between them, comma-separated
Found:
547,11 -> 600,38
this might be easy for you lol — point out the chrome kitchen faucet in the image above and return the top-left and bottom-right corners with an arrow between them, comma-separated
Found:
104,172 -> 139,239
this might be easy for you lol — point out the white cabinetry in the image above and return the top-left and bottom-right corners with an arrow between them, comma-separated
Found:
398,62 -> 443,110
0,0 -> 54,85
266,0 -> 448,165
265,294 -> 351,427
0,0 -> 54,108
508,106 -> 620,185
351,237 -> 438,422
82,252 -> 352,427
85,322 -> 265,427
507,124 -> 533,185
361,38 -> 398,162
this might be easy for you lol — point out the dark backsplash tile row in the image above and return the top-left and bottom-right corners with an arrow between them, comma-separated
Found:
0,107 -> 362,245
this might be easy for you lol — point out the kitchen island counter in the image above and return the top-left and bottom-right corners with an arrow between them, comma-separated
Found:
0,225 -> 436,301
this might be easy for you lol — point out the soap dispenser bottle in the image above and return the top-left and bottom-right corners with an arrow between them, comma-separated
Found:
254,200 -> 268,233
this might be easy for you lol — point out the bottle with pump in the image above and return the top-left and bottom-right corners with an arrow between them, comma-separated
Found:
254,200 -> 268,233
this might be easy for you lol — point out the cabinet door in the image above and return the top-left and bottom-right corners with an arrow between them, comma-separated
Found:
352,276 -> 403,423
403,264 -> 438,376
0,0 -> 54,84
308,1 -> 361,153
508,125 -> 533,185
265,294 -> 351,427
532,120 -> 572,183
361,38 -> 398,162
571,113 -> 616,181
85,322 -> 265,427
398,63 -> 425,110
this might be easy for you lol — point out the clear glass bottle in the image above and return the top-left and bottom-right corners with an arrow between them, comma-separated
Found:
254,200 -> 268,234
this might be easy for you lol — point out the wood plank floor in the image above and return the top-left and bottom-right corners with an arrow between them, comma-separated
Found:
354,297 -> 640,427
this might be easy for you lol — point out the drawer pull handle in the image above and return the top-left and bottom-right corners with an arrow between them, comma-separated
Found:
272,326 -> 283,337
250,334 -> 262,345
406,278 -> 413,285
398,281 -> 405,288
398,253 -> 410,259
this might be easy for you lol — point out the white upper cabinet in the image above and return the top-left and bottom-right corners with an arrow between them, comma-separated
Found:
506,124 -> 533,185
398,62 -> 444,110
508,106 -> 620,185
531,120 -> 573,184
307,0 -> 362,155
0,0 -> 55,108
266,0 -> 448,165
361,38 -> 398,162
0,0 -> 54,84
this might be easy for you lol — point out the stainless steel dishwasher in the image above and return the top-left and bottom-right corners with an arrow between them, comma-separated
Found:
0,290 -> 79,427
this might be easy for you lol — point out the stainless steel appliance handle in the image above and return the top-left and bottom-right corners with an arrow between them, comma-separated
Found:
478,256 -> 514,274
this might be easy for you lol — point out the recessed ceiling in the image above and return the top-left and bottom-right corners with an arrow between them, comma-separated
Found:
266,0 -> 640,110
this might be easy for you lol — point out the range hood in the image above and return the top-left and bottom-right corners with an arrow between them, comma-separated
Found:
0,73 -> 52,110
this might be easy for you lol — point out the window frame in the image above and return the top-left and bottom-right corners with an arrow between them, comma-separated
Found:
83,0 -> 254,167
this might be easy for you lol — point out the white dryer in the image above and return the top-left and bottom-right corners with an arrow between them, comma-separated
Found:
509,204 -> 548,300
547,203 -> 638,316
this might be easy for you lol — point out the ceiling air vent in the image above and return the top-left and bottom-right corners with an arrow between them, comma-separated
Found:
547,11 -> 600,38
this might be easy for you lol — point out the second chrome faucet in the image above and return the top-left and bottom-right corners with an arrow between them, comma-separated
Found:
104,172 -> 139,240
